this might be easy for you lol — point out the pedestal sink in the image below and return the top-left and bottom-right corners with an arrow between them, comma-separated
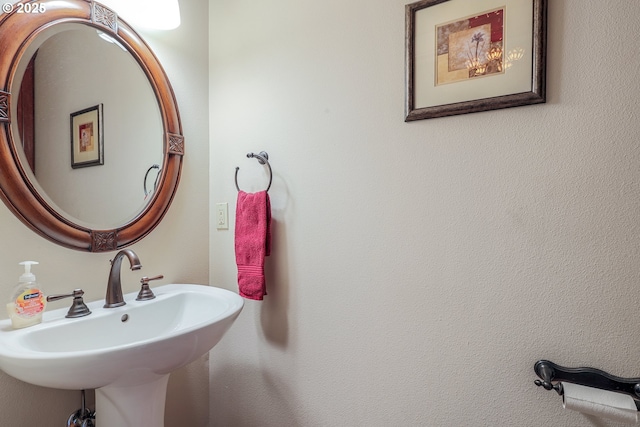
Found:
0,284 -> 243,426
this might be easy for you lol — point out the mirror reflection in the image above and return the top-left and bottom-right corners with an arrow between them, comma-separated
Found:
11,24 -> 163,228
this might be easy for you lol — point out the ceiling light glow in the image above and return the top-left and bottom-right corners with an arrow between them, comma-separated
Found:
98,0 -> 181,30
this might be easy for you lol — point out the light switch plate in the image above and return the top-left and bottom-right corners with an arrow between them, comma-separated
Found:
215,202 -> 228,230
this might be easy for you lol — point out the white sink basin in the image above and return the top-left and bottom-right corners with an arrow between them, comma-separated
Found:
0,284 -> 243,426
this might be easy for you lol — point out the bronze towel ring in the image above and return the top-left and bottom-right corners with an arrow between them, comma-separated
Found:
235,151 -> 272,192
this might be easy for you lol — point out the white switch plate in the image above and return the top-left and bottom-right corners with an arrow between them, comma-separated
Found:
216,202 -> 228,230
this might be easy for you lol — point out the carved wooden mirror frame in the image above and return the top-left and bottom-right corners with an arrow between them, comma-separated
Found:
0,0 -> 184,252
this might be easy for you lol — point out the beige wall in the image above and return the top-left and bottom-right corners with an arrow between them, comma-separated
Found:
0,0 -> 209,425
209,0 -> 640,426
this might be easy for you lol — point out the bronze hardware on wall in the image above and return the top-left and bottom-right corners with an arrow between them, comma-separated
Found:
235,151 -> 272,192
144,164 -> 161,198
534,359 -> 640,402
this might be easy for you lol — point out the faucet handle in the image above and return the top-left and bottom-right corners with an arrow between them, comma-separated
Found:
47,289 -> 92,318
136,275 -> 164,301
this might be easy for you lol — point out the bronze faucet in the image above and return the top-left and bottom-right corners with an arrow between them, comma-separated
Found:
104,249 -> 142,308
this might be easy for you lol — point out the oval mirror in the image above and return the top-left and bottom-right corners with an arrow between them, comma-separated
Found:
12,24 -> 164,228
0,0 -> 184,252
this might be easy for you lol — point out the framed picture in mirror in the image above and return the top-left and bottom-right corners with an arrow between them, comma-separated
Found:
70,104 -> 104,168
405,0 -> 547,120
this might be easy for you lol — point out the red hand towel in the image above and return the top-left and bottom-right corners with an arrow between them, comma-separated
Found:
235,190 -> 271,300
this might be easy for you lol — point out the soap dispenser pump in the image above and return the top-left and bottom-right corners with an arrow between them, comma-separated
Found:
6,261 -> 46,329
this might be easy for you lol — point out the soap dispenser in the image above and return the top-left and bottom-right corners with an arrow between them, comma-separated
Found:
6,261 -> 46,329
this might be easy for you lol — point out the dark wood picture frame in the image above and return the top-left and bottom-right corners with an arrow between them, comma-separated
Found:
405,0 -> 547,121
70,104 -> 104,168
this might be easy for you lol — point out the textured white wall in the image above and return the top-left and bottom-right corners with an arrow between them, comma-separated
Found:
209,0 -> 640,426
0,0 -> 209,425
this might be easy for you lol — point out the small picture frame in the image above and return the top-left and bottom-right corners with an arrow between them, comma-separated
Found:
405,0 -> 547,120
70,104 -> 103,168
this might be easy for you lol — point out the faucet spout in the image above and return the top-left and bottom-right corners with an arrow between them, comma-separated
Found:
104,249 -> 142,308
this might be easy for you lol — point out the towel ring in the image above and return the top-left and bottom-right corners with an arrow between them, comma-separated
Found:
235,151 -> 272,192
143,164 -> 161,197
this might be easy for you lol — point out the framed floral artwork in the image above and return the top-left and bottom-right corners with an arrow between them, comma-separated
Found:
405,0 -> 547,120
70,104 -> 103,168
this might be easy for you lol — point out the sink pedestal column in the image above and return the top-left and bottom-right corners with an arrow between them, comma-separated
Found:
95,374 -> 170,427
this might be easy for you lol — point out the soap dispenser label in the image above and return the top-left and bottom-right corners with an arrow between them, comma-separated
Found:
15,289 -> 45,317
